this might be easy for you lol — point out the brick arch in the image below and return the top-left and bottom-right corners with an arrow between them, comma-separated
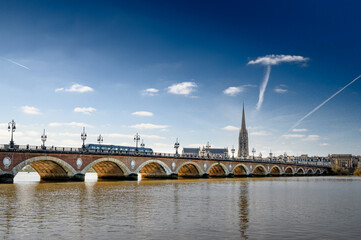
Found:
270,165 -> 282,176
135,159 -> 172,178
253,165 -> 268,176
81,158 -> 132,179
207,163 -> 229,177
296,167 -> 305,175
315,169 -> 321,175
12,156 -> 77,180
176,162 -> 204,177
232,164 -> 250,176
284,166 -> 295,175
306,169 -> 314,175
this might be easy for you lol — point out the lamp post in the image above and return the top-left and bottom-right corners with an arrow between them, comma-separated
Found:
252,148 -> 256,160
97,134 -> 103,145
134,133 -> 140,151
174,138 -> 180,155
231,145 -> 235,159
140,139 -> 145,148
81,127 -> 87,149
8,120 -> 16,149
206,142 -> 211,158
269,150 -> 273,162
41,129 -> 47,150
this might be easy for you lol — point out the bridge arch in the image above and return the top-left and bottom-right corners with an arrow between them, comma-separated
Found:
284,166 -> 295,176
81,157 -> 132,179
296,168 -> 305,176
253,165 -> 268,176
306,169 -> 314,176
207,163 -> 229,177
232,164 -> 250,176
135,159 -> 172,178
12,156 -> 77,181
315,169 -> 321,175
176,161 -> 204,178
269,165 -> 282,176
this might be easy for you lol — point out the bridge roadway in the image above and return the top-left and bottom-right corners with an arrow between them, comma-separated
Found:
0,146 -> 330,183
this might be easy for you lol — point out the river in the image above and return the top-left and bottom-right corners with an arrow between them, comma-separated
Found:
0,173 -> 360,239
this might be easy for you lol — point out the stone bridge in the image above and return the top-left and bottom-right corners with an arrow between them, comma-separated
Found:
0,150 -> 330,183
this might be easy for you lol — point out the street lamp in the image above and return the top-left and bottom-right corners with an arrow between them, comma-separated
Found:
8,120 -> 16,149
81,127 -> 87,149
174,138 -> 180,155
231,145 -> 235,159
41,129 -> 47,150
97,134 -> 103,145
134,133 -> 140,151
206,142 -> 211,158
140,139 -> 145,148
269,150 -> 273,162
252,148 -> 256,160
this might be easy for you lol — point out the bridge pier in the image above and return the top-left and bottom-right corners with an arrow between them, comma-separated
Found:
202,173 -> 210,178
70,173 -> 85,182
126,173 -> 139,181
0,174 -> 14,184
168,173 -> 178,179
227,173 -> 234,178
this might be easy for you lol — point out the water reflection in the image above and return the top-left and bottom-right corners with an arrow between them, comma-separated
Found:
239,181 -> 249,240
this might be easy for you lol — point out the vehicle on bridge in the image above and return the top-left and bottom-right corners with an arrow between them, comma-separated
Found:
85,144 -> 153,154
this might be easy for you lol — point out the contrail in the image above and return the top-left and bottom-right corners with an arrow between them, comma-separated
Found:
256,65 -> 271,111
3,58 -> 30,70
289,74 -> 361,131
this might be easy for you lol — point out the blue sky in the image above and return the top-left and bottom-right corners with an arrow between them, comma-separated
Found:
0,0 -> 360,156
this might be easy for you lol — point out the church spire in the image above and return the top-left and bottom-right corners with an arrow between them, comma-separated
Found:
241,103 -> 246,131
238,103 -> 249,158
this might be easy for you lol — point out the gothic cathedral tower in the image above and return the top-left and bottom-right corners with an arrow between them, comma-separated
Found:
238,104 -> 249,158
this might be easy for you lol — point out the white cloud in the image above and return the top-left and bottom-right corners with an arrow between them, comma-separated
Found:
248,54 -> 309,66
21,106 -> 41,115
132,111 -> 154,117
282,134 -> 305,139
319,143 -> 329,146
142,88 -> 159,96
55,88 -> 64,92
302,135 -> 320,141
248,54 -> 309,111
167,82 -> 197,95
274,85 -> 288,93
141,134 -> 165,140
292,128 -> 307,132
49,122 -> 93,128
223,84 -> 256,96
222,125 -> 239,131
223,86 -> 244,96
250,131 -> 271,136
74,107 -> 96,115
129,123 -> 169,130
26,131 -> 39,137
55,83 -> 93,93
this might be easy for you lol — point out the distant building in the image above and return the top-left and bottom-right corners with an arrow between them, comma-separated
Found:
238,104 -> 249,158
182,145 -> 228,158
330,154 -> 353,168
